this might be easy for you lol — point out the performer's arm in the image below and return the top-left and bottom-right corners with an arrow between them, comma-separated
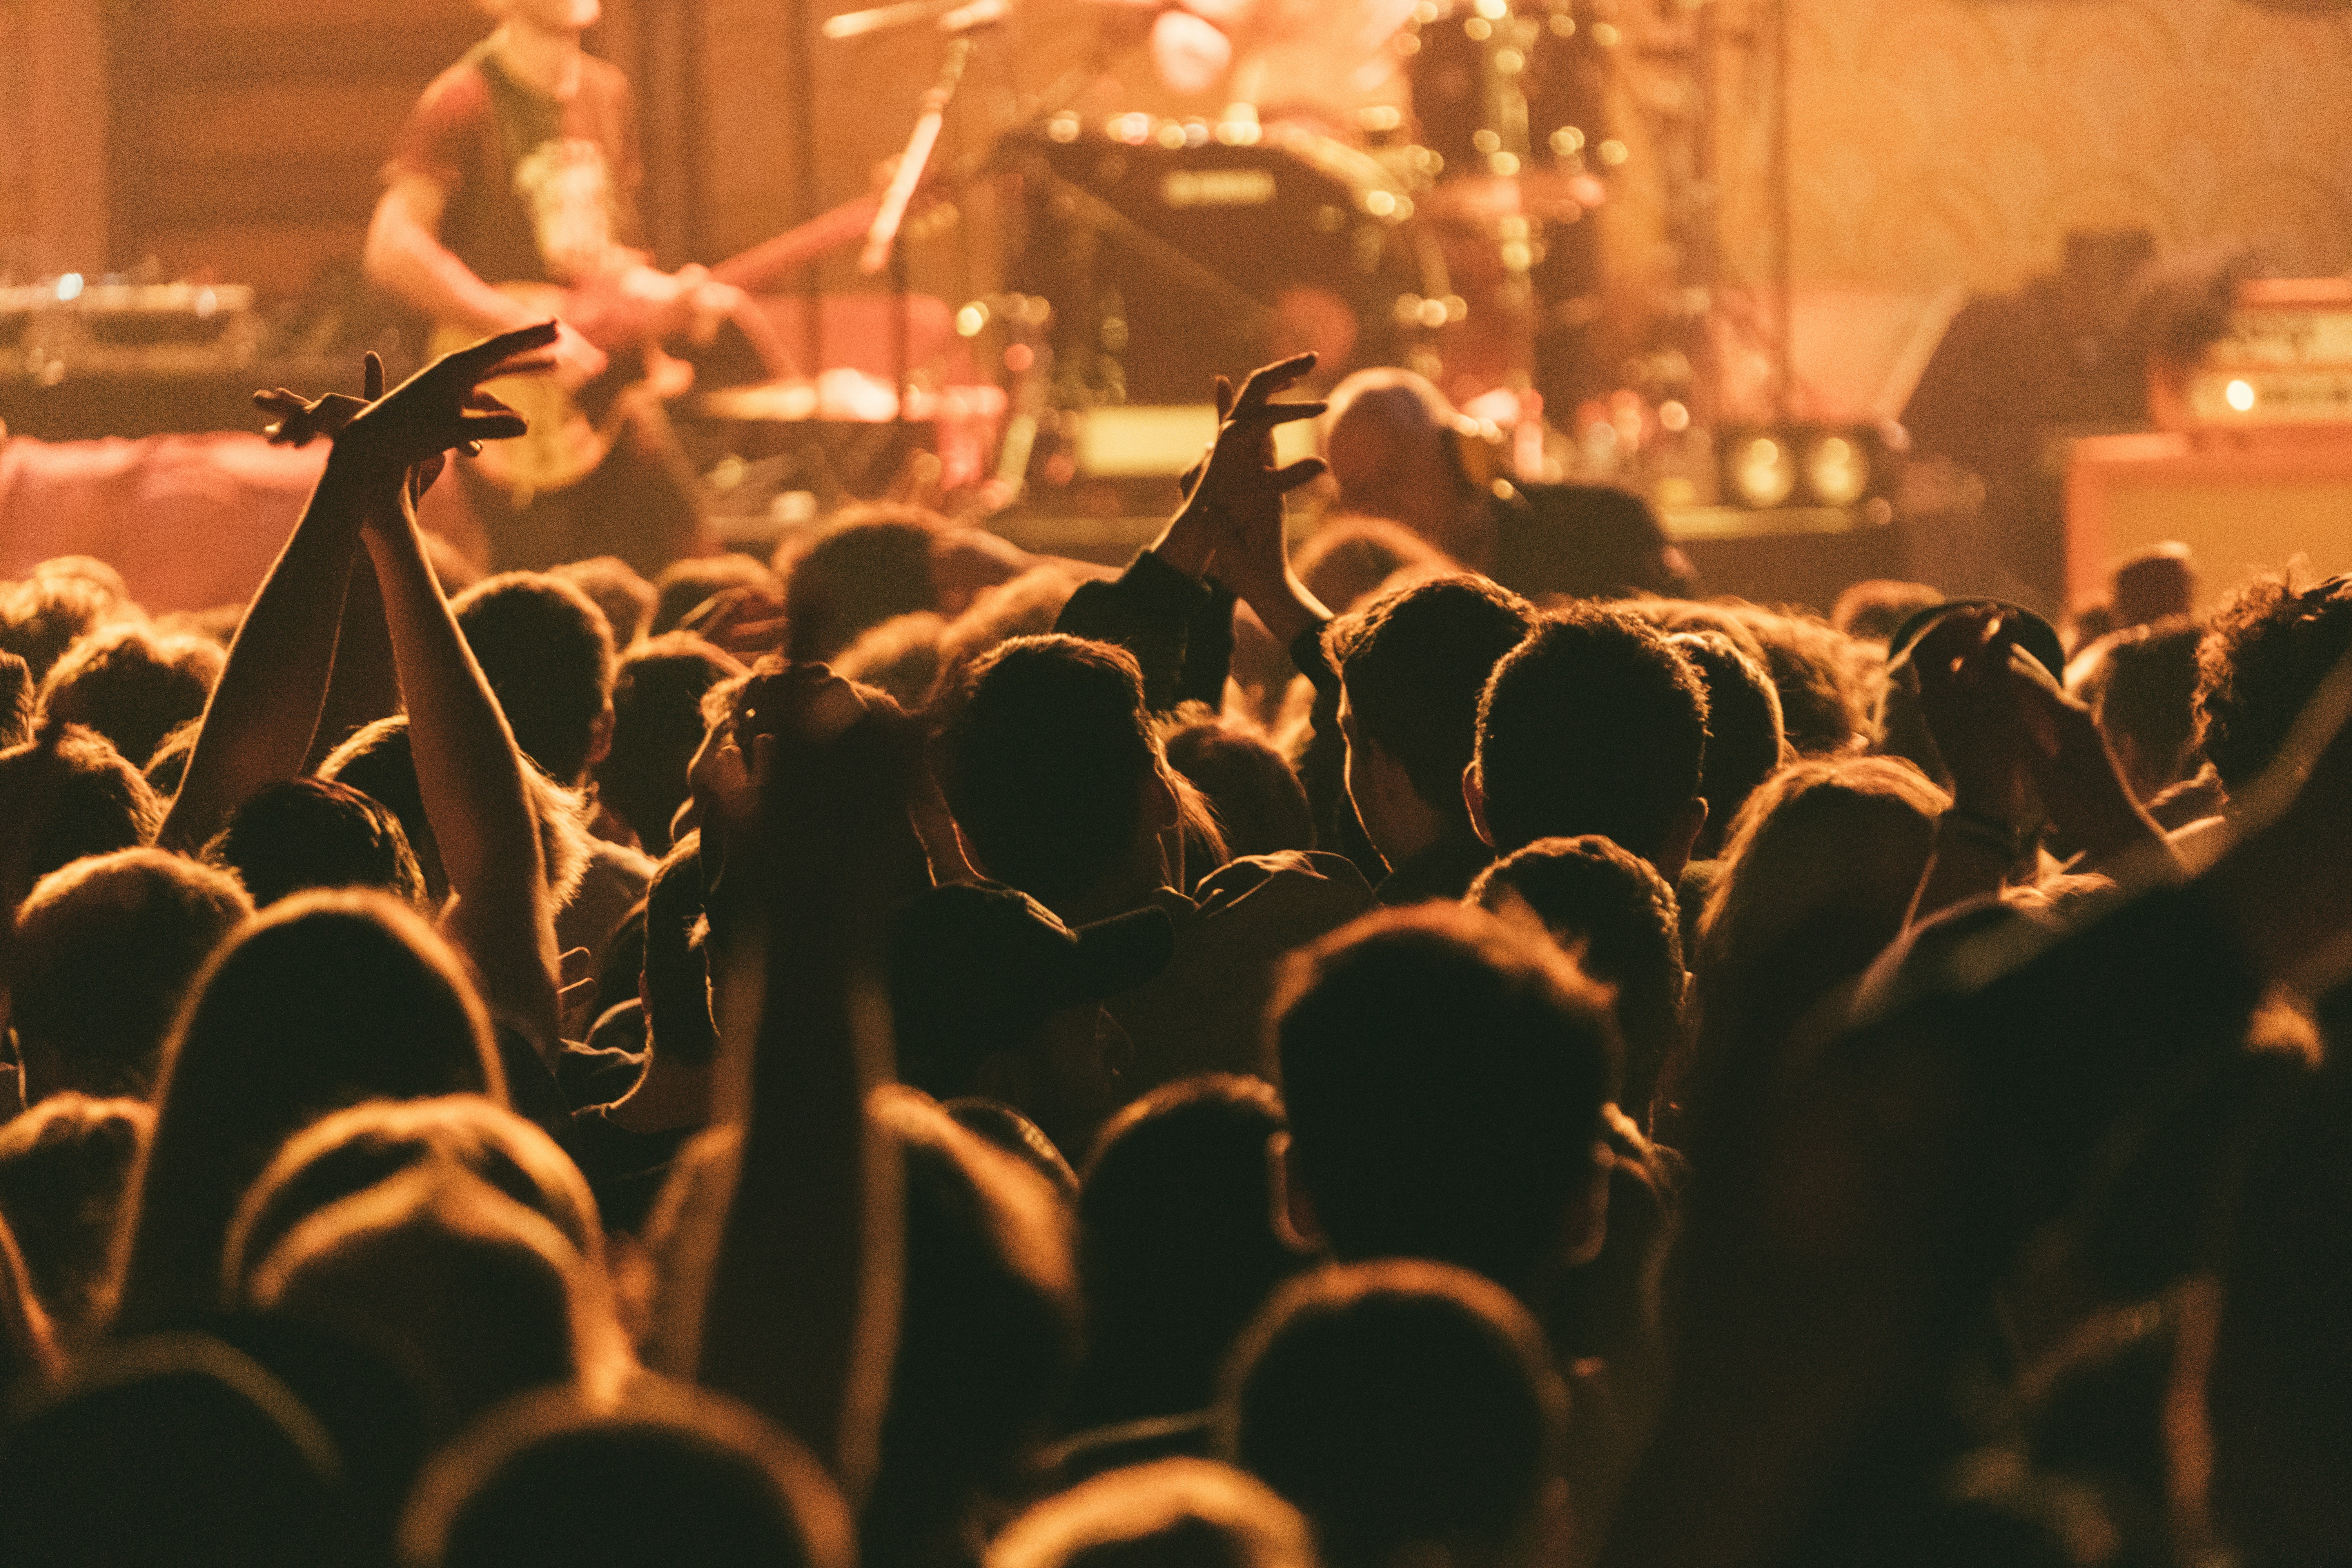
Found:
365,173 -> 610,385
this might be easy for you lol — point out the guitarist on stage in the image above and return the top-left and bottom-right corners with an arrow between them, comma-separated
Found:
366,0 -> 735,573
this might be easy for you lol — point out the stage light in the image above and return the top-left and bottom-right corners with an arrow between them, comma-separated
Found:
1730,434 -> 1795,508
2225,378 -> 2256,412
1804,433 -> 1869,505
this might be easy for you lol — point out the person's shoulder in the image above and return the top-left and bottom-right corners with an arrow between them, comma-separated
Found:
578,53 -> 635,107
414,51 -> 494,116
586,835 -> 657,888
1194,849 -> 1376,923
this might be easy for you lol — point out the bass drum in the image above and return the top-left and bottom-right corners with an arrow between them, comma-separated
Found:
1002,118 -> 1437,404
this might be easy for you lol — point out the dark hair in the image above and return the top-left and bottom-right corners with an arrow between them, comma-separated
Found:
988,1459 -> 1315,1568
1293,516 -> 1454,615
1161,714 -> 1314,862
0,1094 -> 151,1347
641,835 -> 717,1069
0,649 -> 32,749
2075,615 -> 2203,799
0,725 -> 165,883
206,776 -> 428,910
600,632 -> 739,856
2196,574 -> 2352,794
224,1094 -> 604,1305
836,612 -> 950,712
453,572 -> 618,786
1272,904 -> 1617,1290
36,624 -> 222,770
1474,608 -> 1708,862
938,636 -> 1161,911
1328,577 -> 1538,824
1470,835 -> 1684,1124
403,1383 -> 853,1568
1665,628 -> 1785,859
1071,1074 -> 1305,1428
782,509 -> 945,663
650,554 -> 775,639
1220,1259 -> 1566,1568
548,555 -> 657,648
867,1092 -> 1079,1568
111,890 -> 503,1333
8,848 -> 251,1100
320,715 -> 589,910
0,574 -> 116,680
1829,579 -> 1945,646
1715,604 -> 1877,757
0,1334 -> 341,1566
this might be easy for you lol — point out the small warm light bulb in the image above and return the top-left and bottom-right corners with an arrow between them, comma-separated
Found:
54,273 -> 83,302
2225,378 -> 2256,413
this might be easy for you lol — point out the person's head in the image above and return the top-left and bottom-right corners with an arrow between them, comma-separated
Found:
2068,615 -> 2204,802
1161,712 -> 1316,864
321,714 -> 589,909
113,889 -> 504,1333
246,1166 -> 610,1431
0,648 -> 32,748
1470,836 -> 1685,1126
1319,369 -> 1483,553
1071,1074 -> 1305,1428
1219,1259 -> 1568,1568
868,1090 -> 1080,1561
1714,604 -> 1880,757
2112,542 -> 2196,628
0,572 -> 121,679
640,833 -> 717,1067
835,611 -> 950,712
1272,904 -> 1618,1296
779,506 -> 948,663
888,882 -> 1173,1152
1529,485 -> 1697,601
0,1333 -> 342,1567
937,635 -> 1182,918
1665,628 -> 1786,859
1671,757 -> 1946,1148
401,1382 -> 854,1568
1292,515 -> 1456,615
1471,608 -> 1710,879
2195,573 -> 2352,800
988,1459 -> 1315,1568
205,776 -> 430,911
599,632 -> 741,855
650,554 -> 775,637
36,624 -> 223,769
0,724 -> 165,883
1829,579 -> 1945,646
224,1095 -> 604,1307
0,1094 -> 152,1345
1698,755 -> 1946,984
547,555 -> 656,648
9,847 -> 251,1102
1329,576 -> 1538,868
452,571 -> 618,787
933,567 -> 1084,694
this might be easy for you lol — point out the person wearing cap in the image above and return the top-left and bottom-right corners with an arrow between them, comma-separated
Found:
889,883 -> 1175,1156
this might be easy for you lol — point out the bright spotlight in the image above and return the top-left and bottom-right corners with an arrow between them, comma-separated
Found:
1731,435 -> 1795,508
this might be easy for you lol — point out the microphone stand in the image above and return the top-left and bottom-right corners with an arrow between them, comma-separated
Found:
860,16 -> 991,428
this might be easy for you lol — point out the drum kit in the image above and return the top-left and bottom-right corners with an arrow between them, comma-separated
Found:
691,0 -> 1633,511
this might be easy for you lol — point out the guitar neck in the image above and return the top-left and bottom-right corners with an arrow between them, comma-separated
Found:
710,195 -> 884,296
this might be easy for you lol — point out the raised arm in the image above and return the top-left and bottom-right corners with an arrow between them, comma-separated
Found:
331,328 -> 569,1063
1054,357 -> 1328,707
682,665 -> 906,1495
155,375 -> 385,852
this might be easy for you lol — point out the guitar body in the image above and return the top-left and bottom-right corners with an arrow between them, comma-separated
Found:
430,283 -> 619,501
428,192 -> 895,502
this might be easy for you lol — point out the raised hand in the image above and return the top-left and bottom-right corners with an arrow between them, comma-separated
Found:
1902,604 -> 2043,835
325,321 -> 557,493
1184,354 -> 1330,645
258,354 -> 455,509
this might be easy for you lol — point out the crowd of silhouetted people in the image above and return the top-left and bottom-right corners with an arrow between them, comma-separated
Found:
0,336 -> 2347,1568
